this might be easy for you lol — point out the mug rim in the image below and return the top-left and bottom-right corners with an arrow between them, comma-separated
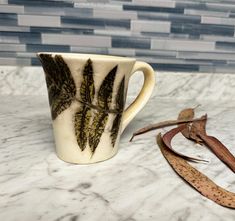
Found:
36,52 -> 136,62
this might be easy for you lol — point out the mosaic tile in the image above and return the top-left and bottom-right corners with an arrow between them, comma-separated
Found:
151,39 -> 215,52
131,20 -> 170,33
8,0 -> 73,7
0,5 -> 24,13
123,5 -> 184,13
18,15 -> 60,27
1,0 -> 235,72
112,36 -> 150,49
42,34 -> 111,47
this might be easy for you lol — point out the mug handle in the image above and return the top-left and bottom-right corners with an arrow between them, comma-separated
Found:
121,61 -> 156,133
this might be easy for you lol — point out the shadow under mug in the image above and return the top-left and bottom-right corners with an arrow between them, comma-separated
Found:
37,52 -> 155,164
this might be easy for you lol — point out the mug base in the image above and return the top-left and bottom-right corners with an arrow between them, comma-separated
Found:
55,150 -> 118,165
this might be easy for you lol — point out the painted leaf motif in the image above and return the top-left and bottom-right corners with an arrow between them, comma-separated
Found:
110,77 -> 125,147
74,59 -> 95,151
74,106 -> 92,151
38,54 -> 58,106
115,76 -> 125,111
80,59 -> 95,103
89,112 -> 108,153
89,65 -> 118,153
97,65 -> 117,109
38,54 -> 76,120
111,114 -> 122,147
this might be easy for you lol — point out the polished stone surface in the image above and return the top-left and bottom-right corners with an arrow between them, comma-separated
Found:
1,66 -> 235,101
0,67 -> 235,221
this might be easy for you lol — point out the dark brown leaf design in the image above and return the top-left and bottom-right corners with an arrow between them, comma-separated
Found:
74,59 -> 95,151
38,54 -> 76,120
110,77 -> 125,147
97,66 -> 117,109
89,65 -> 118,153
74,106 -> 92,151
115,77 -> 125,111
111,114 -> 122,147
80,59 -> 95,103
89,112 -> 108,153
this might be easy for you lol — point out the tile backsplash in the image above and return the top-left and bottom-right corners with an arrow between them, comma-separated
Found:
1,0 -> 235,73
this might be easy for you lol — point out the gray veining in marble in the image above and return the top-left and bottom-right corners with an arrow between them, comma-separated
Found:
0,95 -> 235,221
1,66 -> 235,101
0,66 -> 235,220
0,66 -> 46,95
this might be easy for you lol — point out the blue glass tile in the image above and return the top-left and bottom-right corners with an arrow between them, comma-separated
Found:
8,0 -> 73,8
24,6 -> 65,15
105,19 -> 130,28
62,17 -> 104,26
169,14 -> 201,24
200,64 -> 235,73
186,59 -> 226,65
0,32 -> 42,44
206,3 -> 235,13
26,44 -> 70,52
136,51 -> 176,58
30,27 -> 93,35
171,23 -> 234,36
137,12 -> 168,21
19,34 -> 41,44
31,57 -> 41,66
0,13 -> 17,26
178,1 -> 235,13
151,63 -> 199,71
138,13 -> 200,24
176,2 -> 206,10
216,42 -> 235,50
62,17 -> 130,29
64,8 -> 92,17
112,36 -> 150,49
140,32 -> 169,37
0,13 -> 17,19
0,52 -> 16,57
123,5 -> 184,14
111,0 -> 131,2
229,13 -> 235,18
71,46 -> 108,54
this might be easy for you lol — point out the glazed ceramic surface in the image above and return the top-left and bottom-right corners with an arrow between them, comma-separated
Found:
38,53 -> 155,164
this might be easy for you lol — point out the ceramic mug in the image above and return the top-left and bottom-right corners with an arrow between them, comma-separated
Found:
37,53 -> 155,164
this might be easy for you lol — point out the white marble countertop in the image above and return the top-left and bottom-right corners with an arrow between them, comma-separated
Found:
0,67 -> 235,221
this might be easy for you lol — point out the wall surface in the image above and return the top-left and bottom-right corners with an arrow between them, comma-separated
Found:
1,0 -> 235,72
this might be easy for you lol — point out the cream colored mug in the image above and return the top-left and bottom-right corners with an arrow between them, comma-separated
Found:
38,53 -> 155,164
